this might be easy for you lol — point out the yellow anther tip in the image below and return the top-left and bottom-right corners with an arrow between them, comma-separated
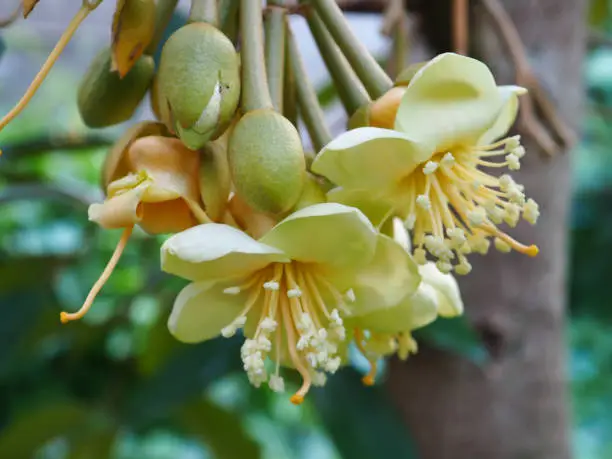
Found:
290,394 -> 305,405
59,312 -> 71,324
362,375 -> 376,387
526,245 -> 539,257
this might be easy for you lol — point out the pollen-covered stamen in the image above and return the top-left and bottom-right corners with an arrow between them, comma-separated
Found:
399,135 -> 539,272
229,262 -> 348,403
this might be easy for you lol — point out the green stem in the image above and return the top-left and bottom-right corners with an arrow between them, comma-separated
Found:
310,0 -> 393,98
287,29 -> 332,152
145,0 -> 180,55
219,0 -> 240,42
240,0 -> 273,112
283,30 -> 298,125
264,4 -> 286,112
188,0 -> 218,26
306,10 -> 370,115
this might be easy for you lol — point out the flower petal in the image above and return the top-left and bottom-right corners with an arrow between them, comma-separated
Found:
88,185 -> 146,229
161,223 -> 289,281
338,234 -> 421,316
419,262 -> 464,317
260,203 -> 377,269
326,188 -> 395,227
478,85 -> 526,145
394,53 -> 504,149
311,127 -> 433,189
168,280 -> 246,343
348,282 -> 439,334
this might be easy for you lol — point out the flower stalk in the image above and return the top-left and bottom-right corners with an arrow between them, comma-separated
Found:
240,0 -> 273,112
264,1 -> 287,112
189,0 -> 218,26
310,0 -> 392,99
287,28 -> 332,152
305,10 -> 370,116
0,0 -> 102,137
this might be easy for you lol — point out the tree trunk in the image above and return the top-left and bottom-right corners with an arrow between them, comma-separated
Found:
386,1 -> 586,458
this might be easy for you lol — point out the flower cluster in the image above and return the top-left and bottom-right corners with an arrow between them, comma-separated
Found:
3,1 -> 538,405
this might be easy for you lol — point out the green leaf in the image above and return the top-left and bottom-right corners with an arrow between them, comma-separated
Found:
68,429 -> 117,459
312,368 -> 419,459
123,336 -> 243,427
0,257 -> 61,377
0,402 -> 89,457
179,399 -> 261,459
414,316 -> 488,364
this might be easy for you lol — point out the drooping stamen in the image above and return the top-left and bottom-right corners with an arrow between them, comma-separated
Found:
0,1 -> 102,138
400,136 -> 539,271
354,328 -> 378,386
60,226 -> 132,323
281,293 -> 312,405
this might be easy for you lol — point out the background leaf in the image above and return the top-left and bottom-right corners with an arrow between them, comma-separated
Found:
180,399 -> 262,459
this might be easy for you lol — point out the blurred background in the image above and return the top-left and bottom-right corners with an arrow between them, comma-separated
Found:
0,0 -> 609,458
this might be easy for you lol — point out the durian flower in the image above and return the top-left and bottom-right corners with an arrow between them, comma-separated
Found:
348,219 -> 464,384
60,135 -> 208,324
161,203 -> 420,404
312,53 -> 540,275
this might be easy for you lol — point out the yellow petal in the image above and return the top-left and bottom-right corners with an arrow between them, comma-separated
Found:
139,198 -> 200,234
127,136 -> 202,204
88,184 -> 147,229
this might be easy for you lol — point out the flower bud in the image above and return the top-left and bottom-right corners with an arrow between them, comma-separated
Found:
369,86 -> 406,129
228,109 -> 305,214
77,48 -> 155,128
102,121 -> 169,188
292,174 -> 327,211
156,23 -> 240,150
199,140 -> 231,222
111,0 -> 156,77
347,86 -> 406,131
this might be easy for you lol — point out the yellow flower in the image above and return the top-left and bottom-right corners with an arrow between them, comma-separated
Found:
60,135 -> 207,324
313,53 -> 539,275
161,203 -> 421,403
348,219 -> 464,385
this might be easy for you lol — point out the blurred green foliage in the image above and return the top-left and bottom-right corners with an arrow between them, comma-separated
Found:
0,2 -> 611,458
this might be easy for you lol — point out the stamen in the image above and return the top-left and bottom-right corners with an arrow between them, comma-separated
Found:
344,289 -> 356,303
60,226 -> 132,323
354,328 -> 379,386
276,285 -> 311,405
223,286 -> 241,295
0,2 -> 101,135
416,194 -> 431,210
423,161 -> 439,175
404,213 -> 416,230
263,280 -> 280,291
287,287 -> 302,298
483,225 -> 539,257
269,374 -> 285,393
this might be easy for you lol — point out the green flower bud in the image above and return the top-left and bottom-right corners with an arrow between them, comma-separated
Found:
156,23 -> 240,150
199,139 -> 231,222
102,121 -> 169,188
77,48 -> 154,128
229,109 -> 305,214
